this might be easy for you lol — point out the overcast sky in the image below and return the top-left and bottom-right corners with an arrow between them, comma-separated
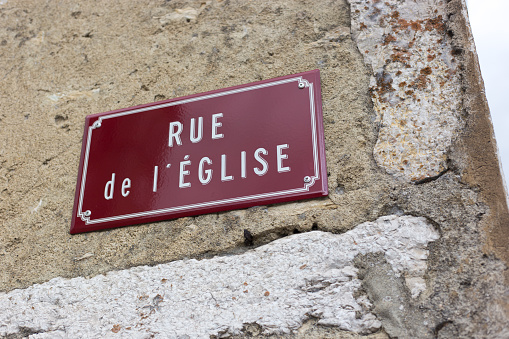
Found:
466,0 -> 509,192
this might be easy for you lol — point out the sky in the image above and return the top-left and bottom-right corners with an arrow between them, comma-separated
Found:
465,0 -> 509,193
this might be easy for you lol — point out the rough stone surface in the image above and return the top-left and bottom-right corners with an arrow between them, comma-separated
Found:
0,0 -> 382,291
447,0 -> 509,283
348,0 -> 462,182
0,216 -> 437,338
0,0 -> 508,338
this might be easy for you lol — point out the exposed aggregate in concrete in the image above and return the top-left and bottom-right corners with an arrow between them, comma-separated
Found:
0,215 -> 437,338
348,0 -> 462,182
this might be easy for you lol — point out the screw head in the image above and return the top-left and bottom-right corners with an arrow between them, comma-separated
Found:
298,82 -> 305,89
84,210 -> 91,217
304,176 -> 311,183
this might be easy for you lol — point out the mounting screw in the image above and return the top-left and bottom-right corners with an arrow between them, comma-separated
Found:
304,176 -> 311,183
298,82 -> 305,89
84,210 -> 91,217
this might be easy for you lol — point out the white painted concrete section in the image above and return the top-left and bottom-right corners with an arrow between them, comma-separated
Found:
0,216 -> 439,338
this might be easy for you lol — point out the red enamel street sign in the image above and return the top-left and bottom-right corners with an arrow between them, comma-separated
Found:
70,70 -> 328,234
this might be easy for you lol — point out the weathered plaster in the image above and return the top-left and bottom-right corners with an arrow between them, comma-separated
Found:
0,0 -> 379,292
0,215 -> 437,338
446,0 -> 509,282
348,0 -> 462,182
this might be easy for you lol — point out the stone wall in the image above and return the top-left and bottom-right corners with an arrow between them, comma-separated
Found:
0,0 -> 508,338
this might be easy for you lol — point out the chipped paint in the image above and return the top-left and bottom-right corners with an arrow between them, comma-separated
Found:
158,2 -> 211,25
348,0 -> 462,182
31,199 -> 42,213
47,89 -> 100,103
73,252 -> 94,261
0,215 -> 438,338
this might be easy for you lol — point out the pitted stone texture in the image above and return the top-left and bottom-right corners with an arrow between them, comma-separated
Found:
348,0 -> 462,182
0,215 -> 438,338
0,0 -> 383,292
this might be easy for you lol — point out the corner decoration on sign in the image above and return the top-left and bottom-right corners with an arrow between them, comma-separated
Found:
71,70 -> 328,234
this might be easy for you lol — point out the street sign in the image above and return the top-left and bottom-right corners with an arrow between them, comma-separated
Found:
70,70 -> 328,234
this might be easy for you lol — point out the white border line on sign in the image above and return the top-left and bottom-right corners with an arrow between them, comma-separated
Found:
77,76 -> 320,224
